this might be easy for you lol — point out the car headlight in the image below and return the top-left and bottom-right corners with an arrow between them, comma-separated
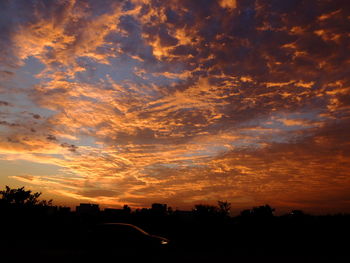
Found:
161,240 -> 168,245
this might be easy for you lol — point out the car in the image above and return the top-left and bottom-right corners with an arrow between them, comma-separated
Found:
83,222 -> 169,249
78,223 -> 170,261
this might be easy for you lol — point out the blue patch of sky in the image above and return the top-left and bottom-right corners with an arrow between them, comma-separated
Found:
75,55 -> 141,84
233,110 -> 326,145
75,55 -> 184,98
74,135 -> 97,148
5,57 -> 56,119
143,160 -> 204,171
266,111 -> 323,131
229,139 -> 263,148
86,0 -> 118,17
235,110 -> 323,132
122,0 -> 135,11
183,144 -> 228,158
146,163 -> 179,170
263,122 -> 300,132
2,56 -> 43,95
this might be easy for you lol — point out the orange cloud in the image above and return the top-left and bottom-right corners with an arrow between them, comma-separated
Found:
218,0 -> 237,10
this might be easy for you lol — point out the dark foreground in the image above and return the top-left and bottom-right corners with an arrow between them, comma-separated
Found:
1,209 -> 349,263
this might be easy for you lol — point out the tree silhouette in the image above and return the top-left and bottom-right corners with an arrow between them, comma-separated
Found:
290,210 -> 305,217
217,200 -> 231,217
251,204 -> 275,217
240,204 -> 275,218
0,186 -> 52,207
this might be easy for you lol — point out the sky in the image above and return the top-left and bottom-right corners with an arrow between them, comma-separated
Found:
0,0 -> 349,214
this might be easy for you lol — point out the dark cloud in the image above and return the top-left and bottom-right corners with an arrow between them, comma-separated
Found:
46,134 -> 57,141
32,114 -> 41,119
0,120 -> 19,127
0,101 -> 11,106
0,70 -> 14,76
60,143 -> 78,152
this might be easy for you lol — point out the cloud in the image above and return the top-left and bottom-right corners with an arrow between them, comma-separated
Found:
0,0 -> 349,212
218,0 -> 237,10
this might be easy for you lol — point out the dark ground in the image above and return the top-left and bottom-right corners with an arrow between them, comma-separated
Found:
0,207 -> 349,263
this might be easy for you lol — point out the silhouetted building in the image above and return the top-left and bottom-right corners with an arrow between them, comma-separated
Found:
135,208 -> 151,216
58,206 -> 71,214
104,208 -> 124,216
46,206 -> 58,215
76,203 -> 99,215
151,203 -> 167,215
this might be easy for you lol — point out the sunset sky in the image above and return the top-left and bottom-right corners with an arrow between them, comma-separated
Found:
0,0 -> 349,213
